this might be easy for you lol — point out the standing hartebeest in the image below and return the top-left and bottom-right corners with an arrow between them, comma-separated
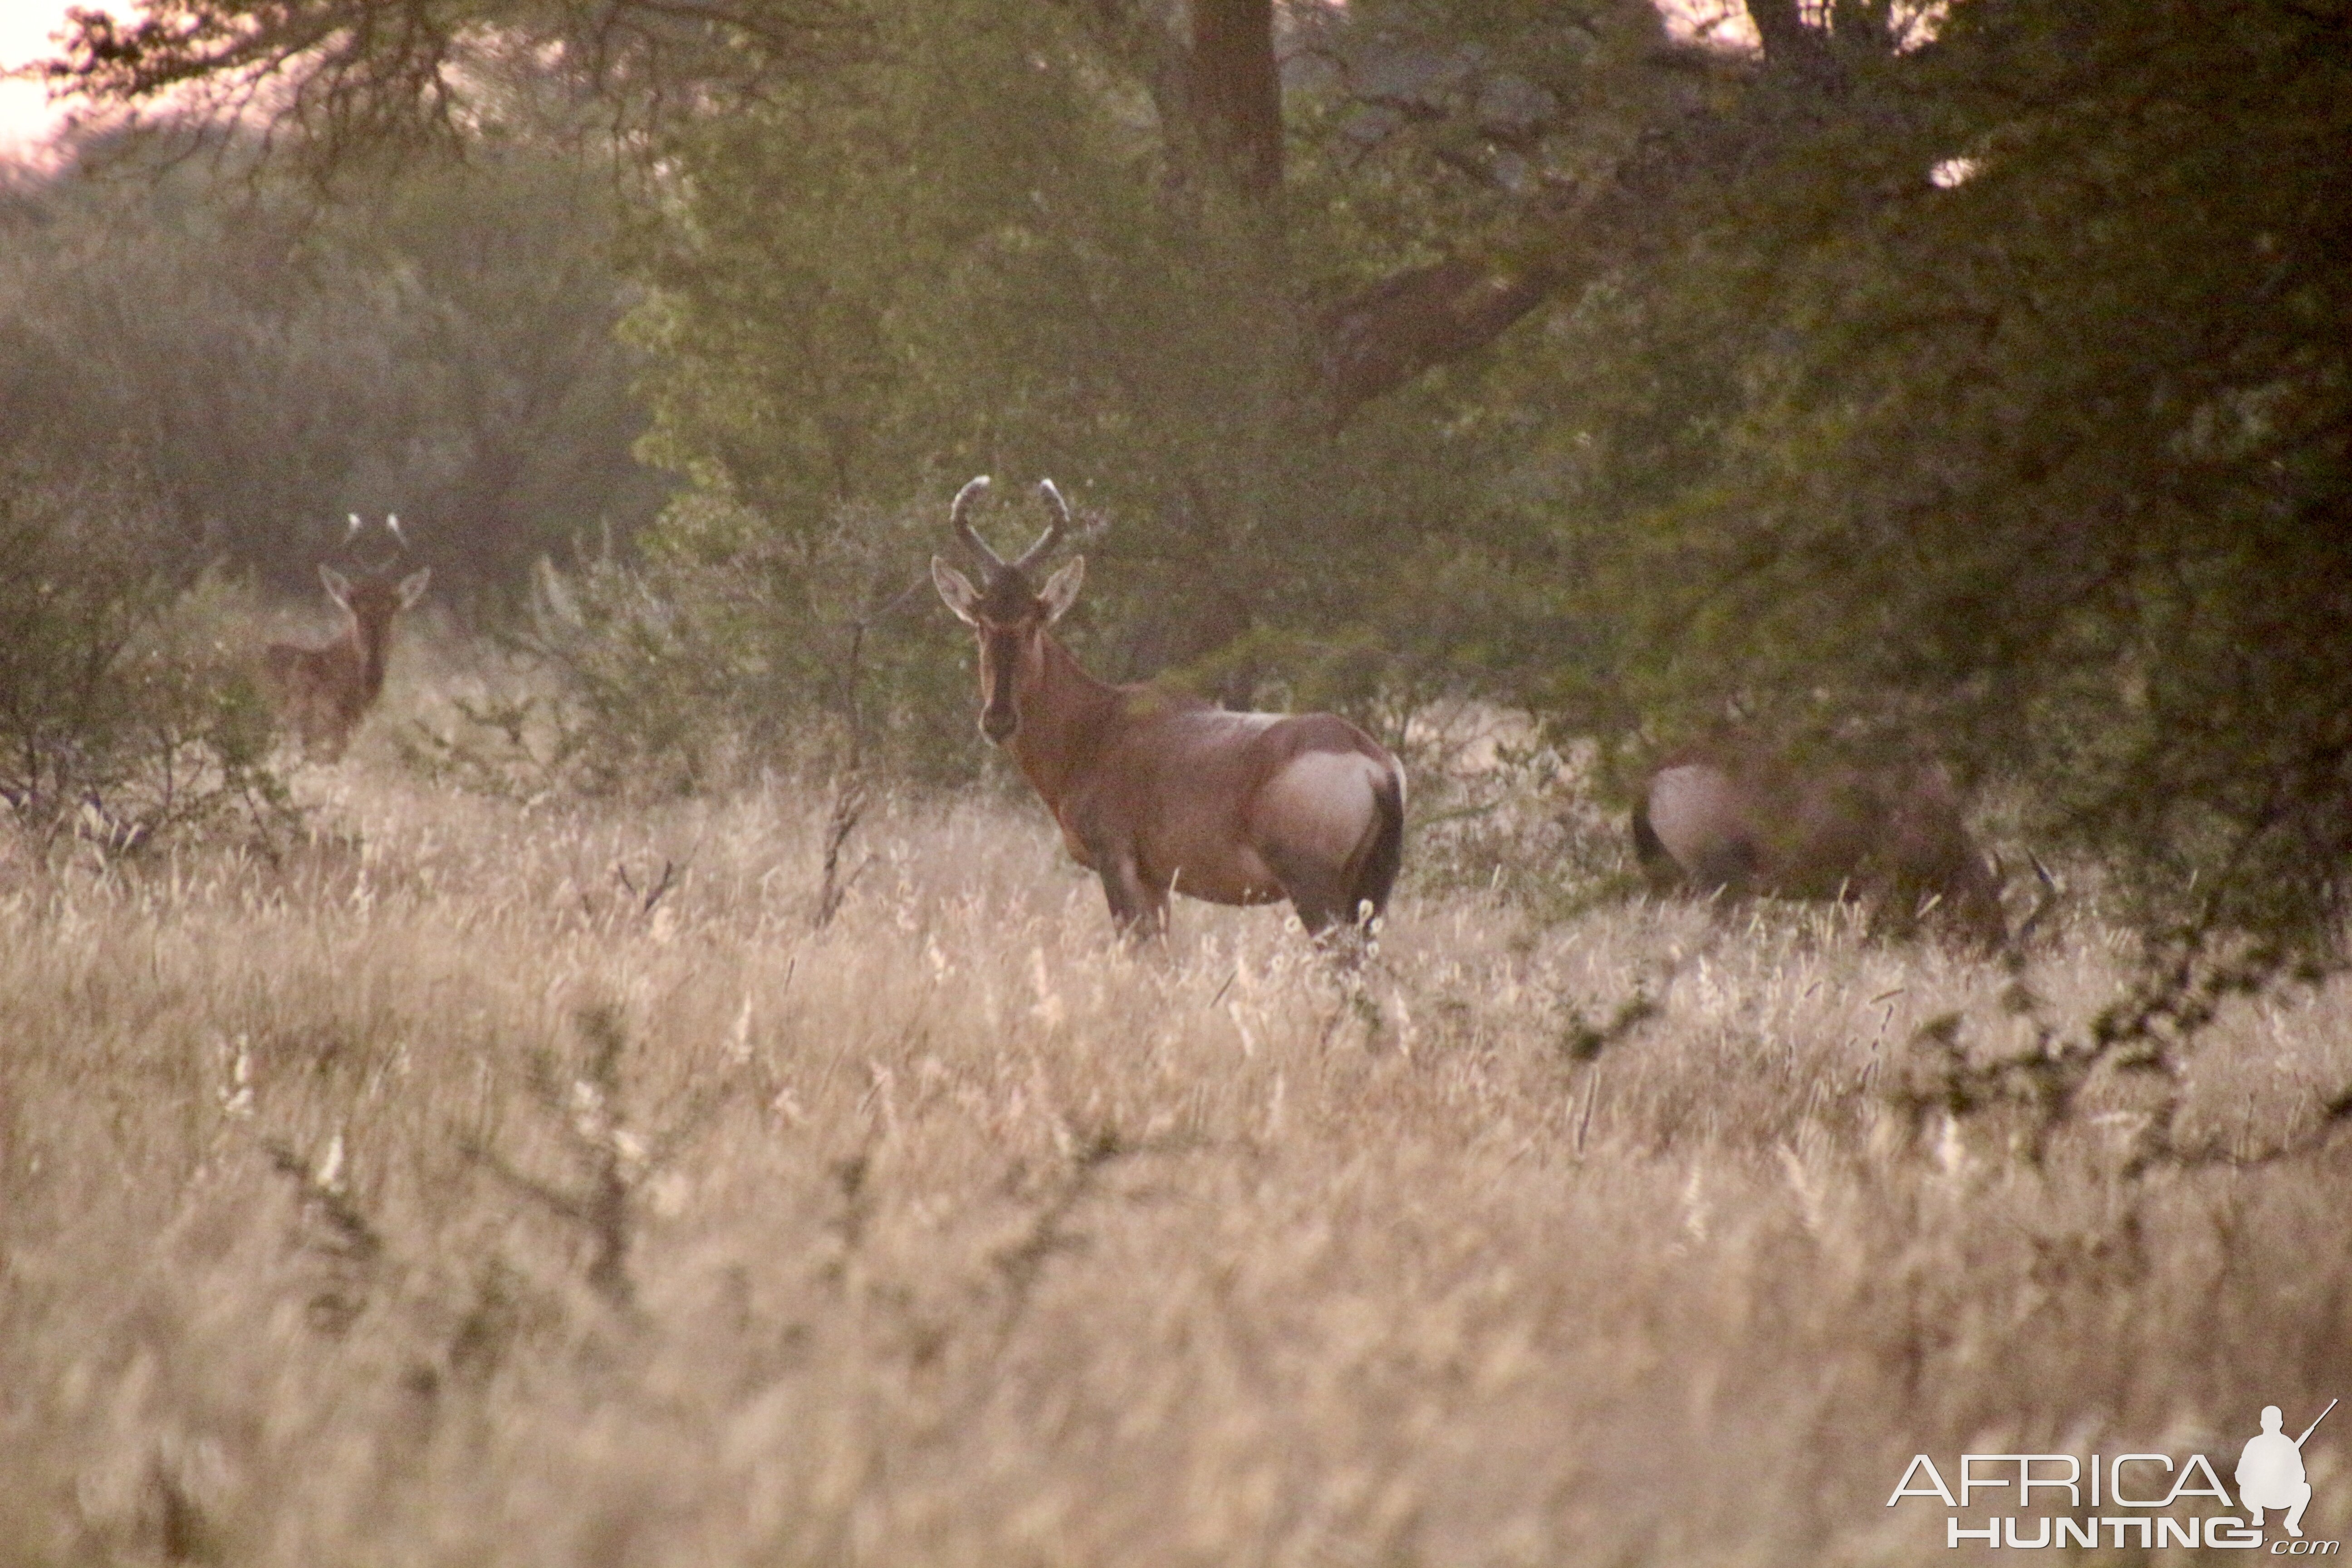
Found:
932,476 -> 1406,940
1631,739 -> 2033,948
260,515 -> 430,761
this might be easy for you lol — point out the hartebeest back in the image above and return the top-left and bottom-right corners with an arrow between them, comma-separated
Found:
932,476 -> 1405,940
260,516 -> 429,761
1631,740 -> 2016,947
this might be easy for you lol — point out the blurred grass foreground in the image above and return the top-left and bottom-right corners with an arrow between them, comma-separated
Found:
0,634 -> 2346,1566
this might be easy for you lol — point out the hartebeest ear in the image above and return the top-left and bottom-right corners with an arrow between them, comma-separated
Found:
397,566 -> 432,609
1039,556 -> 1085,624
319,564 -> 353,608
932,556 -> 982,625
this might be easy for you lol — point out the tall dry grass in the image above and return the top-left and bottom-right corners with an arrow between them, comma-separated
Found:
1,652 -> 2348,1566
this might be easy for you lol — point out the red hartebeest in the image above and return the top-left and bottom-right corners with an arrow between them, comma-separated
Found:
260,517 -> 429,761
1631,740 -> 2039,948
932,476 -> 1406,940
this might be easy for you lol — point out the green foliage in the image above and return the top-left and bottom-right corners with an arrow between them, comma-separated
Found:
610,0 -> 1634,770
510,491 -> 974,795
0,465 -> 287,851
1553,0 -> 2352,941
0,140 -> 665,598
622,3 -> 1268,590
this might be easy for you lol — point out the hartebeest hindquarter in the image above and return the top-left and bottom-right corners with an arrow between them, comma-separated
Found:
261,555 -> 431,762
932,476 -> 1406,939
1632,741 -> 2014,947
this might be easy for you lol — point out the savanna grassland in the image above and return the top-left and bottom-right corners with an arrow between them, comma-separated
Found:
2,644 -> 2348,1568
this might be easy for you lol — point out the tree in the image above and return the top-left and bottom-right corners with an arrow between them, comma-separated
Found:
0,137 -> 667,597
37,0 -> 1737,441
1565,0 -> 2352,942
41,0 -> 872,166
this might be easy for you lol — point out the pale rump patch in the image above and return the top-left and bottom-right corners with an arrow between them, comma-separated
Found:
1254,750 -> 1390,870
1646,763 -> 1747,875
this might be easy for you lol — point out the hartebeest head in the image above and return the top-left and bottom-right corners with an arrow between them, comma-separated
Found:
931,475 -> 1084,745
317,562 -> 432,643
323,513 -> 430,655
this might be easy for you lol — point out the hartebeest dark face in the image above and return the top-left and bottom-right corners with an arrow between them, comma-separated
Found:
931,476 -> 1083,745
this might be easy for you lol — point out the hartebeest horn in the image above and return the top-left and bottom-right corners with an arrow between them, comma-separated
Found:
345,512 -> 410,575
951,475 -> 1004,571
1013,479 -> 1072,573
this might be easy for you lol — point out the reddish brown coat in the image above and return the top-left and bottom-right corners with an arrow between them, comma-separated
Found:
1632,741 -> 2007,947
935,478 -> 1403,939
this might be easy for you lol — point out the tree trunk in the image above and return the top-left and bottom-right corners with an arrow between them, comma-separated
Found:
1184,0 -> 1284,197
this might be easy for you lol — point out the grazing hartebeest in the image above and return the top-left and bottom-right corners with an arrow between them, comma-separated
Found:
932,476 -> 1406,940
1631,740 -> 2025,948
261,519 -> 429,761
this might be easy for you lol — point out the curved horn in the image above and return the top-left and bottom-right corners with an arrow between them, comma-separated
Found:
951,475 -> 1002,570
1013,478 -> 1071,572
350,512 -> 408,574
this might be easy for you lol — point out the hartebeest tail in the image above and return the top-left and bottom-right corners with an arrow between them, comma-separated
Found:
260,516 -> 429,761
1632,741 -> 2025,949
933,476 -> 1406,941
1357,763 -> 1407,921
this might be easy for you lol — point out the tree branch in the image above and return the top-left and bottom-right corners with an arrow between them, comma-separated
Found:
1315,251 -> 1566,425
42,0 -> 872,167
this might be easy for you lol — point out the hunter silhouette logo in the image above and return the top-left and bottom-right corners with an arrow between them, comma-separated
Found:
1887,1398 -> 2340,1551
2243,1401 -> 2336,1539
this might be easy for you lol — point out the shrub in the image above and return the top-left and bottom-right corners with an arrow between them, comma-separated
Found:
462,491 -> 978,799
0,466 -> 286,854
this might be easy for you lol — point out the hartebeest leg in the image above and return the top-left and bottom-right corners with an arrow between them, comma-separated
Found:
1093,851 -> 1169,942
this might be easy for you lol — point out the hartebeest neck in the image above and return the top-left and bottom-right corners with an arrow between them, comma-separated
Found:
346,617 -> 392,701
1006,632 -> 1124,808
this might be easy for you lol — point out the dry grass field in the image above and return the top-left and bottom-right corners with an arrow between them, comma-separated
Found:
2,651 -> 2349,1566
